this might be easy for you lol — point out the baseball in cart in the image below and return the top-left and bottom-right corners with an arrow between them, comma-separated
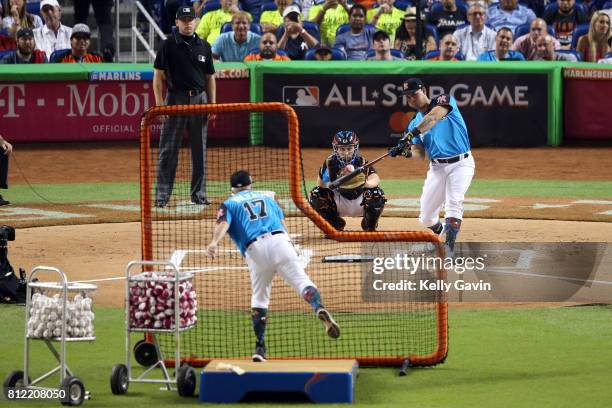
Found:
110,260 -> 198,397
3,266 -> 97,406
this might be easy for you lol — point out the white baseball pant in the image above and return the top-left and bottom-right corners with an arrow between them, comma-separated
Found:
245,233 -> 316,309
419,153 -> 475,227
334,193 -> 363,217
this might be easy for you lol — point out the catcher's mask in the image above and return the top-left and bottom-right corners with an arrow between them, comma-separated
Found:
332,130 -> 359,166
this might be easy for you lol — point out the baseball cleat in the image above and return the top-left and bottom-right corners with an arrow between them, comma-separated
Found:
252,345 -> 267,362
190,195 -> 211,206
316,308 -> 340,339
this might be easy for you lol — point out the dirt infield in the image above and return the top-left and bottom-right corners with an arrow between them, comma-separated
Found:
4,143 -> 612,307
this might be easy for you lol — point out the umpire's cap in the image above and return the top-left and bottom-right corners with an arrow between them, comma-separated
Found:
402,78 -> 425,95
230,170 -> 253,188
176,6 -> 196,19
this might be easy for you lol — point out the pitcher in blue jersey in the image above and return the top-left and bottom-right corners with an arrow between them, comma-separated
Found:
206,170 -> 340,362
389,78 -> 476,253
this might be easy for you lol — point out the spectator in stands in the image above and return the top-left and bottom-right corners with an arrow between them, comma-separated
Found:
0,27 -> 47,63
313,44 -> 334,59
394,8 -> 437,60
2,0 -> 43,37
512,18 -> 561,60
333,4 -> 375,60
597,36 -> 612,63
477,26 -> 526,60
0,133 -> 12,206
0,31 -> 17,51
454,3 -> 496,61
51,23 -> 103,62
309,0 -> 351,46
192,0 -> 204,17
260,0 -> 293,33
244,31 -> 290,60
486,0 -> 535,33
367,29 -> 403,59
534,34 -> 578,60
428,33 -> 461,60
212,11 -> 261,61
196,0 -> 244,45
278,5 -> 319,60
367,0 -> 404,42
543,0 -> 588,47
33,0 -> 71,59
74,0 -> 115,62
576,11 -> 611,62
427,0 -> 467,38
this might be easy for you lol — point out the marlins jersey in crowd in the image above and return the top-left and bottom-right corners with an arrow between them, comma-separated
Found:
216,190 -> 285,255
407,94 -> 471,160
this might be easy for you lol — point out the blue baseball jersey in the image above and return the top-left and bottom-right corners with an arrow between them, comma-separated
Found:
216,190 -> 286,256
407,94 -> 471,160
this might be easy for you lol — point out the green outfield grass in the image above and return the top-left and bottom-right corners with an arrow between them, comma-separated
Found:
5,179 -> 612,205
1,305 -> 611,407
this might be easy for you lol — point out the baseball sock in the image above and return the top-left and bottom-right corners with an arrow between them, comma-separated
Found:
251,308 -> 268,347
444,217 -> 462,251
302,286 -> 323,311
428,221 -> 443,235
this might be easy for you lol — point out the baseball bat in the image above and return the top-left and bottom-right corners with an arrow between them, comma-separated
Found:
327,151 -> 393,189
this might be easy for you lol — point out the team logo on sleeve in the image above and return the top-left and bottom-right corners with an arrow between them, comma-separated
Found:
436,95 -> 448,104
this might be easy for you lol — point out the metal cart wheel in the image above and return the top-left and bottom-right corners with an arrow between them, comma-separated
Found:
133,340 -> 158,367
110,364 -> 129,395
60,376 -> 85,406
3,370 -> 30,398
176,365 -> 196,397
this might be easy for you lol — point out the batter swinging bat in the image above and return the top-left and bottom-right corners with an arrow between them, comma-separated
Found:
326,151 -> 393,189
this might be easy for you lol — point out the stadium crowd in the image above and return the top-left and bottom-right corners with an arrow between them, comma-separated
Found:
0,0 -> 610,63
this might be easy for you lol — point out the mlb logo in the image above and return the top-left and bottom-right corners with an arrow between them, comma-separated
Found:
198,55 -> 206,62
282,86 -> 319,107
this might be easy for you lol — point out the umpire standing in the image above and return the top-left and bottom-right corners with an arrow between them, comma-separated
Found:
153,5 -> 216,208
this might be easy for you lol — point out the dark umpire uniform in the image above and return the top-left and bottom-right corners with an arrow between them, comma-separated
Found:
153,6 -> 216,207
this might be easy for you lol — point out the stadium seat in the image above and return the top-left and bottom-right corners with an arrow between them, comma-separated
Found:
0,49 -> 16,58
49,48 -> 71,63
571,23 -> 589,49
260,1 -> 278,13
335,23 -> 377,37
423,49 -> 465,60
425,23 -> 439,44
276,21 -> 321,42
365,48 -> 405,58
514,22 -> 556,39
26,1 -> 41,17
604,0 -> 612,9
304,47 -> 347,60
555,49 -> 582,61
241,0 -> 263,21
220,21 -> 263,35
372,0 -> 413,10
201,0 -> 221,15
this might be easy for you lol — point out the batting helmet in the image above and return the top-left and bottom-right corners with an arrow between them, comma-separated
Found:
332,130 -> 359,166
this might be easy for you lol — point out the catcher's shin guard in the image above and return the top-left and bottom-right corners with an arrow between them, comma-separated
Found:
309,187 -> 346,230
361,187 -> 386,231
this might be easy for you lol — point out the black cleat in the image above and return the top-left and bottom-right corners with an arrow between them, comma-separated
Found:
0,195 -> 9,206
154,198 -> 168,208
316,308 -> 340,339
252,345 -> 267,362
190,195 -> 211,206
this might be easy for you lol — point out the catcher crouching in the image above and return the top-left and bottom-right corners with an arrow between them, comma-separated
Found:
310,130 -> 386,232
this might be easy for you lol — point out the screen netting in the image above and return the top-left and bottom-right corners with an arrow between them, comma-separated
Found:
139,102 -> 447,367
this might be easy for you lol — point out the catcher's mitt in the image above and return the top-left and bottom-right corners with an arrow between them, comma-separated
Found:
336,165 -> 366,190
